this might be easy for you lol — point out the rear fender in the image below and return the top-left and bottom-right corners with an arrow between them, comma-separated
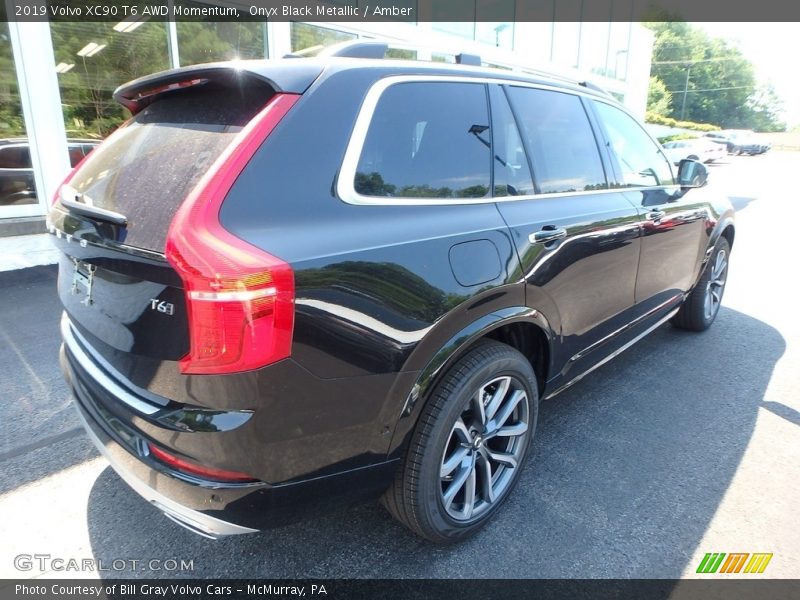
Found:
386,306 -> 555,459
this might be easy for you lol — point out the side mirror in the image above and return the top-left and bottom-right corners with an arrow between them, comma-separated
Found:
677,159 -> 708,189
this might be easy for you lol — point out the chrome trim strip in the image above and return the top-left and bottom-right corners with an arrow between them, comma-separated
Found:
567,294 -> 683,365
544,306 -> 680,400
337,74 -> 677,206
73,406 -> 258,538
61,314 -> 163,416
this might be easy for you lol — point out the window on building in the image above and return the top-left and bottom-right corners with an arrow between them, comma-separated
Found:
50,21 -> 171,139
592,101 -> 675,187
290,23 -> 356,55
355,82 -> 491,199
176,2 -> 267,65
385,47 -> 418,60
0,23 -> 34,207
578,21 -> 611,77
475,0 -> 514,49
606,22 -> 631,81
0,23 -> 25,139
550,22 -> 580,68
431,52 -> 456,63
506,87 -> 607,194
0,145 -> 30,169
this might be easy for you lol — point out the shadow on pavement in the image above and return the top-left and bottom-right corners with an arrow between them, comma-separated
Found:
761,401 -> 800,427
86,306 -> 784,578
0,265 -> 95,494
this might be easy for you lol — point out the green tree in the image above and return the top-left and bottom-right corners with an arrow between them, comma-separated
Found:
645,22 -> 785,132
746,84 -> 786,133
647,76 -> 672,116
0,24 -> 25,137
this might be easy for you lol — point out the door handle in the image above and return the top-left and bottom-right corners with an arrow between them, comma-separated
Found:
646,209 -> 666,221
529,227 -> 567,244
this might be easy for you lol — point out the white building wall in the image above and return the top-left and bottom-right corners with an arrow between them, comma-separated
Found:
6,21 -> 70,219
625,25 -> 655,119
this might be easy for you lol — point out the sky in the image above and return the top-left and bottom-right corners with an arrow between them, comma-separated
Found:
696,23 -> 800,128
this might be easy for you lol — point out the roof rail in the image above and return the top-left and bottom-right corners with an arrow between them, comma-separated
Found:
297,39 -> 487,67
282,39 -> 615,97
317,40 -> 388,59
456,53 -> 481,66
579,80 -> 612,97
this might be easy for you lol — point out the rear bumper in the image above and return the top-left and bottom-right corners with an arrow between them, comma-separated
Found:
72,399 -> 257,538
60,315 -> 399,538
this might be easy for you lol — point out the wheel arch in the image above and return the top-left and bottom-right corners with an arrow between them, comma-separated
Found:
386,307 -> 555,459
692,216 -> 734,291
720,222 -> 735,248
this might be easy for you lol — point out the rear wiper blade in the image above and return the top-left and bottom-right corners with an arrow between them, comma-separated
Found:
60,191 -> 128,226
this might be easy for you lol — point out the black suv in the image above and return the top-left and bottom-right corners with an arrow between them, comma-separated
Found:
50,42 -> 734,543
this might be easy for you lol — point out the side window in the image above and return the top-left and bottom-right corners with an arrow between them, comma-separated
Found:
354,82 -> 491,199
592,101 -> 675,187
489,85 -> 534,197
505,87 -> 607,194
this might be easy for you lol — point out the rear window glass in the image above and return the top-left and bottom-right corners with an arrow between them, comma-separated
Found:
68,86 -> 272,251
354,82 -> 491,199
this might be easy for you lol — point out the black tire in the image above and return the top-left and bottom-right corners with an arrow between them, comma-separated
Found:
672,237 -> 730,331
382,341 -> 539,543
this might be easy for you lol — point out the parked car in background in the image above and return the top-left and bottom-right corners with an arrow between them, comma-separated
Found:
704,130 -> 768,155
50,42 -> 735,544
0,138 -> 98,206
661,138 -> 726,165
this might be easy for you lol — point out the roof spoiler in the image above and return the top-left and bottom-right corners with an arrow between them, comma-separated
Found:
113,62 -> 323,114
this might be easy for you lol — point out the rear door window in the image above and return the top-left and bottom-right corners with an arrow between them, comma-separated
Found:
505,87 -> 607,194
67,86 -> 273,252
354,82 -> 491,199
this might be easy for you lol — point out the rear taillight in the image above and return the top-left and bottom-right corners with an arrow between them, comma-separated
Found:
148,443 -> 255,483
165,93 -> 300,375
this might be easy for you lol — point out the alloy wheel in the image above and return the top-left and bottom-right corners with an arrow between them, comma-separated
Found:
439,376 -> 530,521
704,248 -> 728,321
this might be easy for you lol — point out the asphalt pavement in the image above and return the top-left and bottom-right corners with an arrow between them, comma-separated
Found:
1,152 -> 798,579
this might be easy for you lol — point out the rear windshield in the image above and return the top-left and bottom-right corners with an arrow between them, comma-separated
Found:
68,86 -> 272,252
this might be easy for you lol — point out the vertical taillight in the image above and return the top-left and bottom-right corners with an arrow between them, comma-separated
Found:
165,93 -> 300,375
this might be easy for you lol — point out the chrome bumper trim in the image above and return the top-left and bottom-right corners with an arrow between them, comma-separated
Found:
74,405 -> 259,538
60,314 -> 163,416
